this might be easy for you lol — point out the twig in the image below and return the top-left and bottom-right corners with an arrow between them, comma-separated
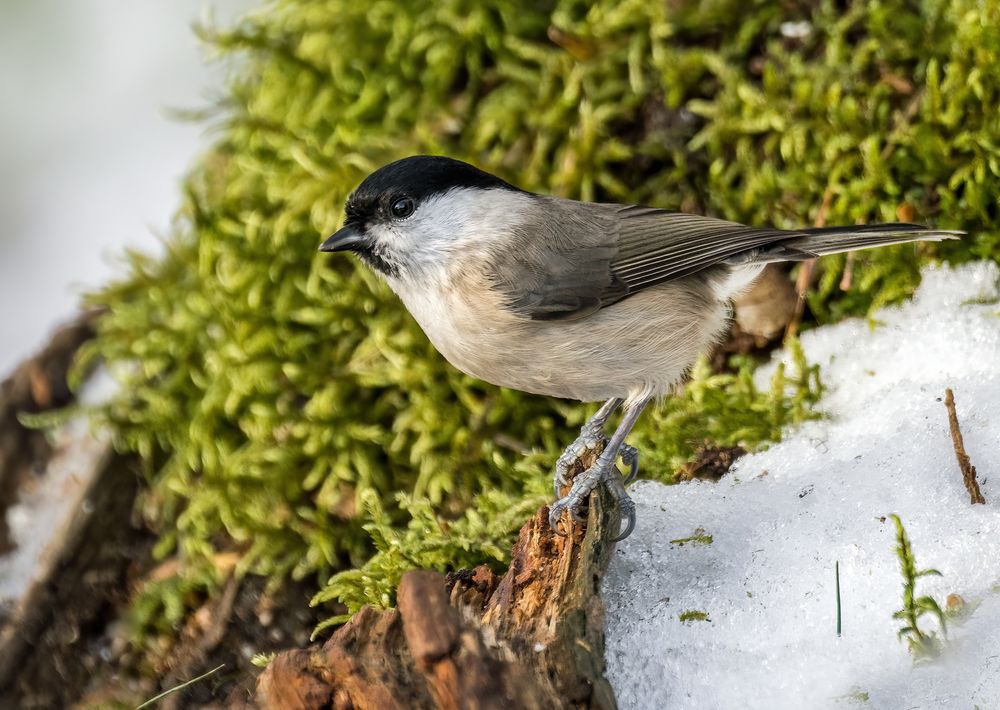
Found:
133,664 -> 225,710
838,252 -> 855,291
880,92 -> 924,162
943,388 -> 986,505
785,187 -> 833,341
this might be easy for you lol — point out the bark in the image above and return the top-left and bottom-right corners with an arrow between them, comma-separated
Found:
249,448 -> 621,710
0,311 -> 99,553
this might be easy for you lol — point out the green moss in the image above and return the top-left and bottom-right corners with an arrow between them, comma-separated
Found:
678,610 -> 710,623
834,688 -> 871,704
670,528 -> 713,546
79,0 -> 1000,632
890,514 -> 947,659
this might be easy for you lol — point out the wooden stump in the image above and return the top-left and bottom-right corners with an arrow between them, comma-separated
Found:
251,455 -> 622,710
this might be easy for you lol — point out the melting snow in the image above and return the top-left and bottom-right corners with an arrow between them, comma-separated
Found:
604,261 -> 1000,710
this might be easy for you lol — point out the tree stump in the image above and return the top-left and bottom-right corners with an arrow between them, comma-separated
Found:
250,450 -> 622,710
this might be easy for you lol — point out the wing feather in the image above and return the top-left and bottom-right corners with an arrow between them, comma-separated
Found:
611,208 -> 797,287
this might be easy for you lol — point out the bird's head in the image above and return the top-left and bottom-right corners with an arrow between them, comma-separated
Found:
319,155 -> 528,280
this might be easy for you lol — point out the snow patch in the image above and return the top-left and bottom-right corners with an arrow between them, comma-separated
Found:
603,261 -> 1000,710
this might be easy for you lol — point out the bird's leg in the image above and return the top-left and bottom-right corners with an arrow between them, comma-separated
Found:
552,397 -> 623,498
549,396 -> 651,541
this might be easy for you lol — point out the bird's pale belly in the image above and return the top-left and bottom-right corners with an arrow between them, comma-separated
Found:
400,277 -> 729,404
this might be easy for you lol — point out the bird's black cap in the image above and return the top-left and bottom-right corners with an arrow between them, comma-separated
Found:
343,155 -> 522,226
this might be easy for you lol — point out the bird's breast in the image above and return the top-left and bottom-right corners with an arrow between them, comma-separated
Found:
391,274 -> 730,403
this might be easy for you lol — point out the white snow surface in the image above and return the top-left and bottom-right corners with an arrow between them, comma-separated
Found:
603,261 -> 1000,710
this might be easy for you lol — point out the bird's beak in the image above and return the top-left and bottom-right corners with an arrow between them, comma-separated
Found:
319,225 -> 366,252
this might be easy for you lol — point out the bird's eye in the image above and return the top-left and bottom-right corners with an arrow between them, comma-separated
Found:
390,197 -> 415,219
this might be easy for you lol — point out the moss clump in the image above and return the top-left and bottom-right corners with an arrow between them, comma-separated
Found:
670,528 -> 714,546
678,610 -> 711,624
79,0 -> 999,634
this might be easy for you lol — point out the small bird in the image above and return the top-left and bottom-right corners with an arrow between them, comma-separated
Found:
320,155 -> 961,539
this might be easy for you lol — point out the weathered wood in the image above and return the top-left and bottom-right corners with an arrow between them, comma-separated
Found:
0,311 -> 99,554
249,449 -> 621,710
0,310 -> 150,709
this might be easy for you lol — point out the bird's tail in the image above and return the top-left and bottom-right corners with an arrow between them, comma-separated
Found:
754,223 -> 963,263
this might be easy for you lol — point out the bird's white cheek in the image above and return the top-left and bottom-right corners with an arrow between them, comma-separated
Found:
366,223 -> 402,248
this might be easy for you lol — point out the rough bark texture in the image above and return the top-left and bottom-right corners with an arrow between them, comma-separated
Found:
249,448 -> 621,710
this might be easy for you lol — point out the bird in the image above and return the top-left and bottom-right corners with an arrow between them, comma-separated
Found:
319,155 -> 962,540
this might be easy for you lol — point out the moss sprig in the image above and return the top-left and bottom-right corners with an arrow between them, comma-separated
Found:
890,514 -> 947,660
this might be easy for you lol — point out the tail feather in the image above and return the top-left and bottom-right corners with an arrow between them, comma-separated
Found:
754,222 -> 964,262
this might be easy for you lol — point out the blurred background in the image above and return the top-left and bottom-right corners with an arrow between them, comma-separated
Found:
0,0 -> 254,376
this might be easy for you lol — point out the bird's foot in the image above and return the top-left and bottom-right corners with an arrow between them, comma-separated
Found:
549,457 -> 637,542
552,422 -> 608,498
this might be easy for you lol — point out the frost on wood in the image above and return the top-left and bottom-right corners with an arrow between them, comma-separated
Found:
603,262 -> 1000,710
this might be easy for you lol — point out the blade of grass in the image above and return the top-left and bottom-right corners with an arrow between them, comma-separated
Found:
836,560 -> 842,637
134,663 -> 225,710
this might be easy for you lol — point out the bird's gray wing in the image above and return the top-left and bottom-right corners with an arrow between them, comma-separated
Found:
609,206 -> 957,287
488,200 -> 794,321
609,205 -> 797,291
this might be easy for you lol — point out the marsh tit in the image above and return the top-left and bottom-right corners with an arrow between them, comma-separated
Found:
320,155 -> 961,539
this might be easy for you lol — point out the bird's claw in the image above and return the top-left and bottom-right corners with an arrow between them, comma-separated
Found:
613,494 -> 637,542
552,428 -> 608,498
601,461 -> 637,541
548,491 -> 588,534
550,397 -> 644,540
619,443 -> 639,485
549,460 -> 637,540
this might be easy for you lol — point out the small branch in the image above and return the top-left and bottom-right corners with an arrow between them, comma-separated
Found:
785,187 -> 833,342
838,252 -> 855,291
943,388 -> 986,505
